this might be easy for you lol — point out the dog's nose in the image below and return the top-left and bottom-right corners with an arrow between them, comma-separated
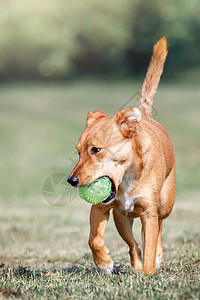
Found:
67,176 -> 79,187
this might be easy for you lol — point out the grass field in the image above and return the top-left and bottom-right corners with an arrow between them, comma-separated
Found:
0,79 -> 199,299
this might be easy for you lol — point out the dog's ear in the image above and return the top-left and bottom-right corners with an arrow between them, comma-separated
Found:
87,110 -> 107,125
114,108 -> 142,137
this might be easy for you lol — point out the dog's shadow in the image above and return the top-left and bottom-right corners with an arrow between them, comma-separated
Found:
62,264 -> 132,275
9,263 -> 132,279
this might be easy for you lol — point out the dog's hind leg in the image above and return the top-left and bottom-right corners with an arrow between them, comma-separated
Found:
156,219 -> 163,269
113,209 -> 142,271
88,205 -> 113,275
156,166 -> 176,269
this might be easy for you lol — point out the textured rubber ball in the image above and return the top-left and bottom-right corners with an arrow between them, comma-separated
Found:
79,176 -> 112,204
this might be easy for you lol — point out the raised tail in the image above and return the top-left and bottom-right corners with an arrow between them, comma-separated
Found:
137,37 -> 168,116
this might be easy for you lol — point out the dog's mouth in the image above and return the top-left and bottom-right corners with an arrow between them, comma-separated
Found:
102,177 -> 116,204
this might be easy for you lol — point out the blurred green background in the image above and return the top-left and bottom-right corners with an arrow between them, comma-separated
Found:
0,0 -> 200,80
0,2 -> 199,298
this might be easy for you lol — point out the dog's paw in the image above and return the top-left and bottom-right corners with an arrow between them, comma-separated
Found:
96,259 -> 114,275
156,256 -> 162,270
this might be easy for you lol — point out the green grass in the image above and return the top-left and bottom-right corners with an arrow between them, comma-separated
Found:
0,80 -> 199,299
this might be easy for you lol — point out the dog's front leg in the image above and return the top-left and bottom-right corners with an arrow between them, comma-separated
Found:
141,209 -> 159,275
88,205 -> 113,275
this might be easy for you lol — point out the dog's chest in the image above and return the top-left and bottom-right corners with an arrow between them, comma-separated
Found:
116,171 -> 138,214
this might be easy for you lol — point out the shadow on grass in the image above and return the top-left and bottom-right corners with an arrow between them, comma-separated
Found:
0,262 -> 133,281
1,252 -> 199,281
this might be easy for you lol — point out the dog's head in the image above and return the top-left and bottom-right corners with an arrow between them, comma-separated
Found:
67,107 -> 146,204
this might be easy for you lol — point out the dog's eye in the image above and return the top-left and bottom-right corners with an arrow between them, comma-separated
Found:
91,147 -> 101,154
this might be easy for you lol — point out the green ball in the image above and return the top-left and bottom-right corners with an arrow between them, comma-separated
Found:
79,176 -> 112,204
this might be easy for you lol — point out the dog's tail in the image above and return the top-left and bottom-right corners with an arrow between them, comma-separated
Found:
137,37 -> 168,116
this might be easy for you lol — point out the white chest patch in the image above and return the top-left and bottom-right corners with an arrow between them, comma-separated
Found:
116,170 -> 138,213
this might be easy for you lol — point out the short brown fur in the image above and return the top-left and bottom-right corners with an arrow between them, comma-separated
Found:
68,37 -> 175,275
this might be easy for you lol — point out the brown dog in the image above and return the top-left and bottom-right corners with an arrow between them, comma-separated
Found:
67,37 -> 175,275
